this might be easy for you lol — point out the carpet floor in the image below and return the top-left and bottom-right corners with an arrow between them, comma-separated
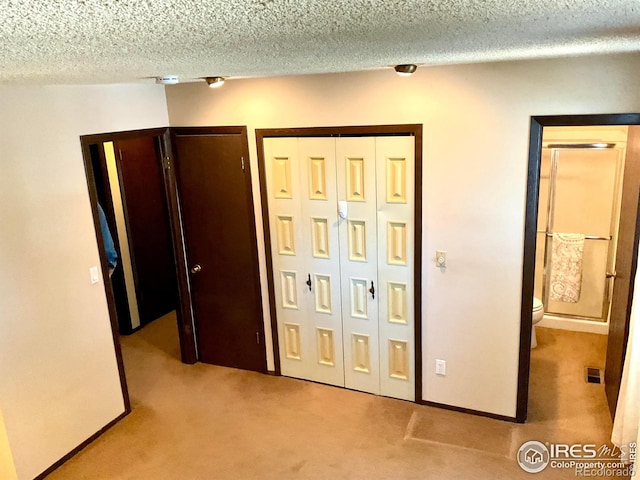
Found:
45,317 -> 614,479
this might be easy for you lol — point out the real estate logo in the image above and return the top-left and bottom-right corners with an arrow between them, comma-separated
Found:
517,440 -> 637,476
517,440 -> 550,473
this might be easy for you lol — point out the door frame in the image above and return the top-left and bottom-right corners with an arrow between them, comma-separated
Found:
168,125 -> 268,373
81,125 -> 268,401
80,128 -> 199,392
518,113 -> 640,423
256,124 -> 423,402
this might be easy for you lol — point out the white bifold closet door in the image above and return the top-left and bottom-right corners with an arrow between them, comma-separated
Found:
375,136 -> 415,400
264,135 -> 414,401
264,137 -> 345,387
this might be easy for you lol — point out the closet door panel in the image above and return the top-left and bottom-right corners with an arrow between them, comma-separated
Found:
336,137 -> 380,395
266,132 -> 417,402
376,136 -> 415,401
264,138 -> 314,381
298,138 -> 344,386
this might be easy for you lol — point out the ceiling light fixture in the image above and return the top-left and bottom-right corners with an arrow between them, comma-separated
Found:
206,77 -> 225,88
155,75 -> 179,85
394,64 -> 417,76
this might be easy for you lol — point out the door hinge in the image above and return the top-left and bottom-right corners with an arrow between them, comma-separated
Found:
256,331 -> 260,344
241,156 -> 245,172
163,156 -> 172,170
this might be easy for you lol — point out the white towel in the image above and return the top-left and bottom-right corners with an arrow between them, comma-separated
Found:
549,233 -> 585,303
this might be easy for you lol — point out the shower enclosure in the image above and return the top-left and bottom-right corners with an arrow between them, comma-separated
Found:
534,143 -> 624,324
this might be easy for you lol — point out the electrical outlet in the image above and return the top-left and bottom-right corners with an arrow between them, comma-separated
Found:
436,359 -> 446,376
436,250 -> 446,267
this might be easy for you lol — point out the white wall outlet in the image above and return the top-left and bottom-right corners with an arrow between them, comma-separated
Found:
436,359 -> 446,376
89,266 -> 100,285
436,250 -> 446,267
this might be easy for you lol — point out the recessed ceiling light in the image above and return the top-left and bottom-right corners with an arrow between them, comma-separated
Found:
155,75 -> 179,85
205,77 -> 225,88
394,64 -> 417,76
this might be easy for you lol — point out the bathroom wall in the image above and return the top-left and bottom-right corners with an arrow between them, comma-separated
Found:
535,126 -> 628,332
166,53 -> 640,418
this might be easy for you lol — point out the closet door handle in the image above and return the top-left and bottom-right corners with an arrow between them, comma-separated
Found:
306,274 -> 312,291
369,281 -> 375,299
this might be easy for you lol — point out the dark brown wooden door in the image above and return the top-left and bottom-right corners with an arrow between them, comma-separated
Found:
605,126 -> 640,416
173,130 -> 266,373
115,136 -> 178,325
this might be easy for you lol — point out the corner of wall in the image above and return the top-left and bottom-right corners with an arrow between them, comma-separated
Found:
0,408 -> 17,480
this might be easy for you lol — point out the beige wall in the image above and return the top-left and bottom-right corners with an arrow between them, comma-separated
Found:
0,84 -> 168,479
0,407 -> 17,480
166,53 -> 640,418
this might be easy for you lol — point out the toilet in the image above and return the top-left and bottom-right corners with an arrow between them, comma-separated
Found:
531,297 -> 544,348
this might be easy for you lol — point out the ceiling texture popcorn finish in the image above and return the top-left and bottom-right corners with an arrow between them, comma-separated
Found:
1,0 -> 639,84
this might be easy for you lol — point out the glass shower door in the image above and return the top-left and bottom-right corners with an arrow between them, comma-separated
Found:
543,146 -> 620,321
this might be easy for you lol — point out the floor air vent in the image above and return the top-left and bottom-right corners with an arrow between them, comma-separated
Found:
586,367 -> 603,384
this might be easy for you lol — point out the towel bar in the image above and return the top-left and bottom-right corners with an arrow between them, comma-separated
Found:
536,231 -> 612,241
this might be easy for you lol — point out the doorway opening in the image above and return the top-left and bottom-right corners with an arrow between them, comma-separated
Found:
88,135 -> 178,335
81,126 -> 267,410
81,128 -> 189,412
534,127 -> 627,332
519,114 -> 640,425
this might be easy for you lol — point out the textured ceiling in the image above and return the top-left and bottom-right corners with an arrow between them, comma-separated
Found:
1,0 -> 639,84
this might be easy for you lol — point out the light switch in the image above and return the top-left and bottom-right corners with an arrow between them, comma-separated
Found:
90,266 -> 100,284
436,250 -> 446,267
436,359 -> 446,376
